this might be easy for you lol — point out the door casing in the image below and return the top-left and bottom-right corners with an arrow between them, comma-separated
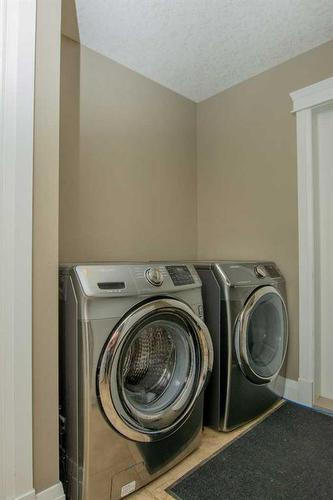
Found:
290,76 -> 333,406
0,0 -> 36,498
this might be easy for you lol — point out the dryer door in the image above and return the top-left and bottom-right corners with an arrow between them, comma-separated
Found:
97,297 -> 213,442
235,286 -> 288,384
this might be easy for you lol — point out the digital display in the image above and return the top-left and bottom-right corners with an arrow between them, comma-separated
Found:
98,282 -> 125,290
166,266 -> 194,286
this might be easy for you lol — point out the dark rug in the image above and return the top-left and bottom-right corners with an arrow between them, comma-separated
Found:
167,403 -> 333,500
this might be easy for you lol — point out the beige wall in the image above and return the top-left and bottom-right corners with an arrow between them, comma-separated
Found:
33,0 -> 61,493
197,40 -> 333,381
60,36 -> 197,263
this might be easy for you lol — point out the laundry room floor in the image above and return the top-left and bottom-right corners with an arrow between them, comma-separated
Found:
129,400 -> 285,500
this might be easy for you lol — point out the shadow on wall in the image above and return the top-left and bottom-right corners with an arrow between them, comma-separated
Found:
62,0 -> 80,43
59,34 -> 81,262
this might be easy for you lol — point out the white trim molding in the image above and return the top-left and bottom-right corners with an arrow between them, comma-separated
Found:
290,76 -> 333,113
283,378 -> 314,407
35,482 -> 65,500
14,491 -> 35,500
295,107 -> 315,407
290,77 -> 333,407
0,0 -> 36,499
13,482 -> 65,500
283,378 -> 300,403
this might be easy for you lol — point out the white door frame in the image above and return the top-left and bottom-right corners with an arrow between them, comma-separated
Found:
290,76 -> 333,406
0,1 -> 36,498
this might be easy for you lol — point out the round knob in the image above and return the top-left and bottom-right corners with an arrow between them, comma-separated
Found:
145,267 -> 163,286
255,264 -> 267,279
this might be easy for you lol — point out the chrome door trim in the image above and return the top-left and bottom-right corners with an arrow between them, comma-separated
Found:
97,297 -> 213,442
235,286 -> 288,384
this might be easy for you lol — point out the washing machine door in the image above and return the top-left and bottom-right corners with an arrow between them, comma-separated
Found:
235,286 -> 288,384
97,297 -> 213,442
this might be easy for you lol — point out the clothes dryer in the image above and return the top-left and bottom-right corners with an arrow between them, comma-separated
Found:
195,262 -> 288,431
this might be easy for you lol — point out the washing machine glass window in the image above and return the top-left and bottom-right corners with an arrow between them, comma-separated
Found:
236,286 -> 288,384
97,297 -> 212,442
119,312 -> 196,426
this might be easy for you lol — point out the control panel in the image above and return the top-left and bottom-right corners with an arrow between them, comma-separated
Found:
166,265 -> 195,286
74,263 -> 200,297
216,262 -> 281,286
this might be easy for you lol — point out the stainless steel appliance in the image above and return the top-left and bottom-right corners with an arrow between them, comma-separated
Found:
195,261 -> 288,431
59,263 -> 213,499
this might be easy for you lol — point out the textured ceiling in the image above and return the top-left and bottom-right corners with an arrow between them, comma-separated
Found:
74,0 -> 333,102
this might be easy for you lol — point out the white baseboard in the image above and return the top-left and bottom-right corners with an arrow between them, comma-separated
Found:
283,377 -> 299,402
283,377 -> 313,407
14,481 -> 64,500
35,482 -> 65,500
298,378 -> 314,406
15,490 -> 35,500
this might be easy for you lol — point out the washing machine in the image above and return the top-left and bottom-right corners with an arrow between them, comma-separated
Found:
195,261 -> 288,432
59,263 -> 213,500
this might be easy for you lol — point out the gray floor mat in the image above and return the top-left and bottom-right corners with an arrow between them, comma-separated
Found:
168,402 -> 333,499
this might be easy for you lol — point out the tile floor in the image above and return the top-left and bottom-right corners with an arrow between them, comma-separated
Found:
129,400 -> 285,500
